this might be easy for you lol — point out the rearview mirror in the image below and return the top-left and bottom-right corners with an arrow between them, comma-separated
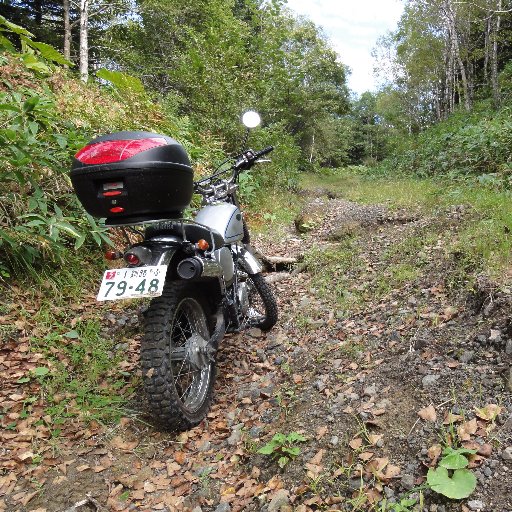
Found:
242,110 -> 261,129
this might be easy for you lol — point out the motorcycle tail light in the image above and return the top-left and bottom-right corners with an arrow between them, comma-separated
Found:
75,137 -> 167,165
125,253 -> 140,266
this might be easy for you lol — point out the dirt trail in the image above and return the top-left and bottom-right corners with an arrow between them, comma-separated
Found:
3,190 -> 512,512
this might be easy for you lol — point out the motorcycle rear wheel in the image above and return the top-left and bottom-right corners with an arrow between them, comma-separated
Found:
141,282 -> 216,431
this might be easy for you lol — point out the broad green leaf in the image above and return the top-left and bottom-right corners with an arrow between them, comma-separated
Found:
287,432 -> 307,443
16,377 -> 31,383
257,443 -> 276,455
21,54 -> 50,74
0,15 -> 34,36
427,467 -> 477,499
0,103 -> 21,113
282,446 -> 300,456
0,34 -> 15,52
439,453 -> 469,470
33,367 -> 49,377
63,330 -> 79,339
23,96 -> 39,112
440,447 -> 476,470
26,39 -> 73,66
96,69 -> 145,93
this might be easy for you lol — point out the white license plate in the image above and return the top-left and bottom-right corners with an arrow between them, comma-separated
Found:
97,265 -> 167,301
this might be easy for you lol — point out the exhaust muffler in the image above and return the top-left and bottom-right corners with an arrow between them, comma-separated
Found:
177,257 -> 223,280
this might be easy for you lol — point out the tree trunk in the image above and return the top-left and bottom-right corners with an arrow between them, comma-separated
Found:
444,0 -> 471,111
491,0 -> 502,106
79,0 -> 89,82
484,16 -> 491,85
63,0 -> 71,63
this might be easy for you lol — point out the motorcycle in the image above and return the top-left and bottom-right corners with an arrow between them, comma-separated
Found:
70,111 -> 278,430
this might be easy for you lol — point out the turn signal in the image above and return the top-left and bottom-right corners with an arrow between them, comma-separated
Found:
197,239 -> 210,251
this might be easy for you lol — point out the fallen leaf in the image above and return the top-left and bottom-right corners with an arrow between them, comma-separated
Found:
418,405 -> 437,422
427,444 -> 442,463
384,464 -> 401,479
316,426 -> 328,438
292,374 -> 303,384
110,436 -> 139,452
358,452 -> 374,462
368,434 -> 383,446
474,404 -> 502,422
349,438 -> 363,450
443,412 -> 463,424
458,418 -> 478,441
76,465 -> 90,472
309,449 -> 325,465
174,451 -> 187,465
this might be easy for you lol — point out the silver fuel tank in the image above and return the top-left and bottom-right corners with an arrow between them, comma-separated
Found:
194,203 -> 244,246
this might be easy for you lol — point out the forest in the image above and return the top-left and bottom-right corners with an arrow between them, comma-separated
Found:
1,1 -> 512,511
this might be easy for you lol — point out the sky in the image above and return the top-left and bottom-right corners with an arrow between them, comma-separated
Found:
285,0 -> 404,95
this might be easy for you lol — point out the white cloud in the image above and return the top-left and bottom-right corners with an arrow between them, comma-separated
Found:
285,0 -> 403,94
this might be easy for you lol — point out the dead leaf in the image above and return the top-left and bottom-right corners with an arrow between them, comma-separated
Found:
76,465 -> 90,472
110,436 -> 139,452
316,426 -> 328,438
292,374 -> 303,384
368,434 -> 383,446
418,405 -> 437,422
309,449 -> 325,465
384,464 -> 401,479
443,412 -> 463,424
474,404 -> 502,421
458,418 -> 478,441
427,444 -> 442,463
358,452 -> 374,462
349,438 -> 363,450
174,451 -> 187,465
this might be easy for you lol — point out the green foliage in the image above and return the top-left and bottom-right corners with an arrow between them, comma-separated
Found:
96,68 -> 145,94
427,466 -> 476,500
257,431 -> 307,468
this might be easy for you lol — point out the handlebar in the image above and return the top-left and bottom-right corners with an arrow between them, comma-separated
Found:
194,146 -> 274,197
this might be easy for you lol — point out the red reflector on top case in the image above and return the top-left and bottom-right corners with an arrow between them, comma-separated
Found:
110,207 -> 124,213
75,137 -> 167,165
103,190 -> 122,197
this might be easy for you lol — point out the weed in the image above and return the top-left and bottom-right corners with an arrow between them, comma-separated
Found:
257,432 -> 307,468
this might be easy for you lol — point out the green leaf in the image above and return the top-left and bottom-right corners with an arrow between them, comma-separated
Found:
0,15 -> 34,36
16,376 -> 31,384
440,447 -> 476,469
282,446 -> 300,456
33,367 -> 49,377
0,33 -> 15,52
63,330 -> 79,339
0,103 -> 21,113
96,69 -> 145,93
26,39 -> 73,66
440,453 -> 469,470
21,54 -> 50,74
277,456 -> 289,468
257,443 -> 276,455
427,467 -> 477,499
23,96 -> 39,112
286,432 -> 307,443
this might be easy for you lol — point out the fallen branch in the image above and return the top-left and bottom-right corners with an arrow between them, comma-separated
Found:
265,272 -> 292,284
262,256 -> 298,265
